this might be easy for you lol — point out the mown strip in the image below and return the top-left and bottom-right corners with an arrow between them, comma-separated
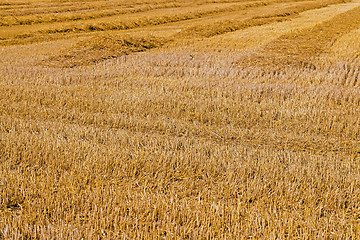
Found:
176,0 -> 350,38
45,0 -> 351,67
0,2 -> 199,26
236,5 -> 360,69
0,1 -> 270,46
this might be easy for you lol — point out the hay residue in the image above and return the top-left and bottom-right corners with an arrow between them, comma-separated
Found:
47,34 -> 167,67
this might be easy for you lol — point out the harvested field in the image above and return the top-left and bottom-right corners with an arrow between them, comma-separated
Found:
1,0 -> 360,238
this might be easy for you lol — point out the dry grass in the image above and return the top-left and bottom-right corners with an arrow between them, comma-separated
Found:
1,0 -> 360,239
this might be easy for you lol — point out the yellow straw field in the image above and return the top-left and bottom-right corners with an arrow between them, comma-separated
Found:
1,0 -> 360,238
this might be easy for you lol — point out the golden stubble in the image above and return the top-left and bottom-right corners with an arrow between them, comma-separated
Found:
1,0 -> 360,239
